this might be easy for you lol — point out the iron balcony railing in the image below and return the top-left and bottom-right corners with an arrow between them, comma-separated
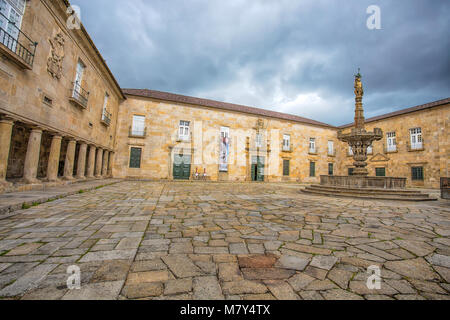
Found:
0,12 -> 37,69
383,143 -> 397,153
129,125 -> 147,138
407,140 -> 424,151
70,81 -> 89,109
327,149 -> 336,156
101,109 -> 112,126
282,144 -> 293,152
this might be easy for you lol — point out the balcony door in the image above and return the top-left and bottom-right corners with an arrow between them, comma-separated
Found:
0,0 -> 24,49
73,60 -> 85,98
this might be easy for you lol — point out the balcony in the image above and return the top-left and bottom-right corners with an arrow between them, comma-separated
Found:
282,144 -> 293,153
327,149 -> 336,157
176,132 -> 191,143
129,126 -> 147,138
383,143 -> 397,153
407,140 -> 424,152
69,82 -> 89,109
101,109 -> 112,126
308,147 -> 318,155
0,13 -> 37,70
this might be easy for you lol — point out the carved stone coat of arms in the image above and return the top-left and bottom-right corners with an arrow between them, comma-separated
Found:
47,32 -> 65,79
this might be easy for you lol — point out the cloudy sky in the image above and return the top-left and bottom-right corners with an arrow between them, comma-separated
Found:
71,0 -> 449,126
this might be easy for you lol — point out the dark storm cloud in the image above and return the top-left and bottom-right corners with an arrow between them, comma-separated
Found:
71,0 -> 450,125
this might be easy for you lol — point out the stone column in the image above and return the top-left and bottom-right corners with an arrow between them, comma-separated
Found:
86,145 -> 96,179
107,151 -> 114,177
63,139 -> 76,180
23,127 -> 43,184
101,149 -> 108,177
95,148 -> 103,178
76,142 -> 87,179
0,117 -> 14,185
46,135 -> 62,182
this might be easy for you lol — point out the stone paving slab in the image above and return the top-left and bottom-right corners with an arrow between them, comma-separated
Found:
0,181 -> 448,300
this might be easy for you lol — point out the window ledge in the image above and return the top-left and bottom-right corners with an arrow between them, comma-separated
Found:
129,134 -> 146,139
408,148 -> 424,152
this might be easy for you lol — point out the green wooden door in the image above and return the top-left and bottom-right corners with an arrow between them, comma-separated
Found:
251,156 -> 265,181
173,154 -> 191,180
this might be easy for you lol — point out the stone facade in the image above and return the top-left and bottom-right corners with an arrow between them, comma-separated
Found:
0,0 -> 123,193
114,95 -> 338,183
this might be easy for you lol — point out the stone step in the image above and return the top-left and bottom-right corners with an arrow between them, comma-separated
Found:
307,184 -> 422,195
301,187 -> 437,201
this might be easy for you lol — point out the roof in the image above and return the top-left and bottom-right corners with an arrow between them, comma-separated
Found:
339,98 -> 450,128
122,89 -> 335,128
62,0 -> 125,100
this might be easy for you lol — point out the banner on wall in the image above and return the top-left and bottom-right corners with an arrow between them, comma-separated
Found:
219,127 -> 230,172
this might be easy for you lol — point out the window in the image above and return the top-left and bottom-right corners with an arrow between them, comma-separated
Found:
386,132 -> 396,152
282,134 -> 291,151
411,167 -> 424,181
328,163 -> 333,176
73,60 -> 85,97
409,128 -> 423,150
178,120 -> 190,140
309,161 -> 315,177
256,133 -> 263,148
367,144 -> 373,154
283,159 -> 290,176
129,147 -> 142,168
131,115 -> 145,136
348,168 -> 354,176
327,141 -> 334,156
102,93 -> 109,120
309,138 -> 316,153
0,0 -> 25,45
375,167 -> 386,177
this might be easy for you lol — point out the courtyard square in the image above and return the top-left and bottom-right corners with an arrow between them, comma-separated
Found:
0,181 -> 448,300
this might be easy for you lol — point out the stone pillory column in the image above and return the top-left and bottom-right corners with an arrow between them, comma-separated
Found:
95,148 -> 103,178
0,117 -> 14,185
76,142 -> 88,179
46,134 -> 62,182
86,145 -> 96,178
23,127 -> 43,184
63,139 -> 77,180
101,149 -> 108,177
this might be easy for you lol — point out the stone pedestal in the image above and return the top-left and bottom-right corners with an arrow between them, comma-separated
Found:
63,139 -> 76,180
0,118 -> 14,186
23,128 -> 42,184
95,148 -> 103,178
86,145 -> 96,178
76,143 -> 87,179
46,135 -> 62,182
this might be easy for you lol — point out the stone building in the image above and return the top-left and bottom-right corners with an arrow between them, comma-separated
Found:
0,0 -> 448,193
0,0 -> 125,193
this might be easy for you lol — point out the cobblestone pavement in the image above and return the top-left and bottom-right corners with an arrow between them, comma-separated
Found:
0,181 -> 449,300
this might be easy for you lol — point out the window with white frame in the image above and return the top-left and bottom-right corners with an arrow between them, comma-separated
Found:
409,127 -> 422,149
0,0 -> 25,45
101,93 -> 109,120
73,60 -> 85,96
309,138 -> 316,153
367,144 -> 373,154
256,133 -> 263,148
327,141 -> 334,155
131,115 -> 145,136
348,146 -> 353,156
179,120 -> 190,140
386,132 -> 396,152
282,134 -> 291,151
